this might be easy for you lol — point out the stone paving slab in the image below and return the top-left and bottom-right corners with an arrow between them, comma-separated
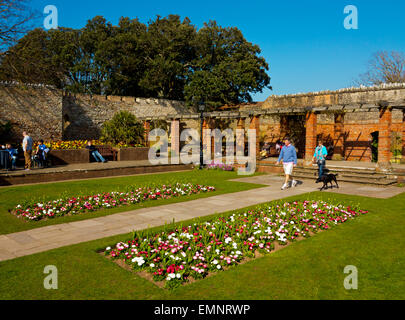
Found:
0,174 -> 404,262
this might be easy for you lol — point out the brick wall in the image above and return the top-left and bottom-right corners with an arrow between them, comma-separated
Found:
257,110 -> 404,162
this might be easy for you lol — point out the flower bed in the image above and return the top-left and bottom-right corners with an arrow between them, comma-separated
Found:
33,140 -> 144,150
104,200 -> 368,289
12,183 -> 216,221
206,161 -> 234,171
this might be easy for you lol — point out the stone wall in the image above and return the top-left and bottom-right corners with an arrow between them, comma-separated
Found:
260,83 -> 405,109
0,83 -> 192,142
0,84 -> 62,143
1,82 -> 404,164
62,93 -> 191,140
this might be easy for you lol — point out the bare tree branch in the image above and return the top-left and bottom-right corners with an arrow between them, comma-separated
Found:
355,51 -> 405,86
0,0 -> 39,52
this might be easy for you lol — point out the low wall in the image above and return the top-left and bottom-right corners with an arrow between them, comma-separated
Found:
0,163 -> 193,186
116,148 -> 149,161
49,149 -> 89,165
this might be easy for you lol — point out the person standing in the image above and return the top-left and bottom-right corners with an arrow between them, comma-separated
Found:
312,140 -> 328,179
276,137 -> 298,190
22,132 -> 33,171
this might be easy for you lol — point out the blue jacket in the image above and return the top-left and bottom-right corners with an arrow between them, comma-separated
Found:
6,148 -> 18,157
278,144 -> 297,165
313,146 -> 328,161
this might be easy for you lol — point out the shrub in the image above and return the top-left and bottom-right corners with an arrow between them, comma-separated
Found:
101,111 -> 145,146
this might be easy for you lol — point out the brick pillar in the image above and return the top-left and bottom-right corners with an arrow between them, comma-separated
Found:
236,118 -> 246,159
171,119 -> 180,164
249,115 -> 261,160
333,113 -> 345,160
377,107 -> 392,171
143,120 -> 151,147
305,112 -> 317,165
209,119 -> 216,159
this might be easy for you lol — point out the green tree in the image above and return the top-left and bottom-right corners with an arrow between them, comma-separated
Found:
72,16 -> 113,94
97,17 -> 148,97
185,21 -> 271,110
0,27 -> 79,87
101,111 -> 145,145
139,15 -> 197,100
0,15 -> 271,109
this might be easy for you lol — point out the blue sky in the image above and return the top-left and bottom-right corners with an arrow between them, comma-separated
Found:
30,0 -> 405,101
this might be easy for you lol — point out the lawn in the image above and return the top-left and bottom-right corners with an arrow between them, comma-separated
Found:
0,170 -> 264,235
0,191 -> 404,300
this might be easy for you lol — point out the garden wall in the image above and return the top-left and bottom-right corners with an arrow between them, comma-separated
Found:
49,149 -> 90,165
116,147 -> 149,161
0,82 -> 193,143
62,93 -> 191,140
259,111 -> 403,162
0,84 -> 63,143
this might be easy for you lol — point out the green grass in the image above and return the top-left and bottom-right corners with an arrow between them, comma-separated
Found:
0,191 -> 404,300
0,170 -> 265,235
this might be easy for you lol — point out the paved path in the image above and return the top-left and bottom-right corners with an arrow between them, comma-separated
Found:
0,175 -> 403,262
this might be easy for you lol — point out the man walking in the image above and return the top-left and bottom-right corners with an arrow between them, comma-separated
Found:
276,137 -> 298,190
22,131 -> 33,171
312,139 -> 328,179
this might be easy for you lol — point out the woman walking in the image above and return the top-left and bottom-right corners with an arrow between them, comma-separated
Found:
312,140 -> 328,179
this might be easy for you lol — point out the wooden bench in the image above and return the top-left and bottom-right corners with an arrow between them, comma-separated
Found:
94,145 -> 117,161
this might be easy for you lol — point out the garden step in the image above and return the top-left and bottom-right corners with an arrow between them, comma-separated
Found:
258,162 -> 378,174
293,169 -> 391,181
292,172 -> 397,186
295,166 -> 379,175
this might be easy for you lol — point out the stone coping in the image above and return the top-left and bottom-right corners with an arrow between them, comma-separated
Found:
138,104 -> 405,121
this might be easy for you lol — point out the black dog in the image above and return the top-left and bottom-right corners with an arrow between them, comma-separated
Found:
316,174 -> 339,191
